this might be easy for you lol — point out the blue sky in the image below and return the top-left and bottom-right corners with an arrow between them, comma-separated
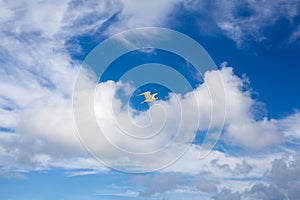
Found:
1,0 -> 300,199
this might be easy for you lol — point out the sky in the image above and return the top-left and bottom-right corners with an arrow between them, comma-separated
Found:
0,0 -> 300,199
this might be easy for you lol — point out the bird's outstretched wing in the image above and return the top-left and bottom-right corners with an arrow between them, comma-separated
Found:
152,93 -> 158,98
137,91 -> 151,99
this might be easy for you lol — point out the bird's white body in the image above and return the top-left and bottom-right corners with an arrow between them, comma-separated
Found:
137,91 -> 158,104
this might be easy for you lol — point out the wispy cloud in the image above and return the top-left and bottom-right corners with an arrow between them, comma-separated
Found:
0,169 -> 26,179
66,170 -> 103,177
181,0 -> 300,46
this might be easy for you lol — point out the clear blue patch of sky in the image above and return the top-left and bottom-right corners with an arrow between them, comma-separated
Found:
0,170 -> 141,200
100,49 -> 203,111
99,49 -> 203,87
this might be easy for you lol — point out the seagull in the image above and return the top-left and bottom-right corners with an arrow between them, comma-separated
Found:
137,91 -> 158,104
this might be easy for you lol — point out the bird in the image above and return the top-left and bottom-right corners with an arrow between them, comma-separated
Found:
137,91 -> 158,104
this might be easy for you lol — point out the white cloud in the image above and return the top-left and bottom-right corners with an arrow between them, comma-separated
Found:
0,109 -> 17,128
204,65 -> 282,150
0,0 -> 116,171
66,170 -> 102,177
0,0 -> 69,38
62,0 -> 120,37
0,1 -> 299,193
278,111 -> 300,138
0,59 -> 298,172
207,153 -> 300,199
95,190 -> 139,198
0,2 -> 299,200
225,117 -> 282,149
105,0 -> 182,34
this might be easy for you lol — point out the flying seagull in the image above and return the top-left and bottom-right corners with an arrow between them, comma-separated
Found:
137,91 -> 158,104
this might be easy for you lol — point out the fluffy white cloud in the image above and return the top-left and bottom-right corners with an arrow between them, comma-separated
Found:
0,55 -> 298,172
203,64 -> 283,150
71,63 -> 297,173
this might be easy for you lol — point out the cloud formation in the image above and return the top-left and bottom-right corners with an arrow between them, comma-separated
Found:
0,0 -> 299,199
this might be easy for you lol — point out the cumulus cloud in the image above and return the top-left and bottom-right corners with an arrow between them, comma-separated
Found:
202,153 -> 300,200
210,159 -> 255,176
0,58 -> 298,172
247,183 -> 286,200
263,155 -> 300,199
72,63 -> 290,171
228,154 -> 300,200
209,64 -> 283,149
134,153 -> 300,199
